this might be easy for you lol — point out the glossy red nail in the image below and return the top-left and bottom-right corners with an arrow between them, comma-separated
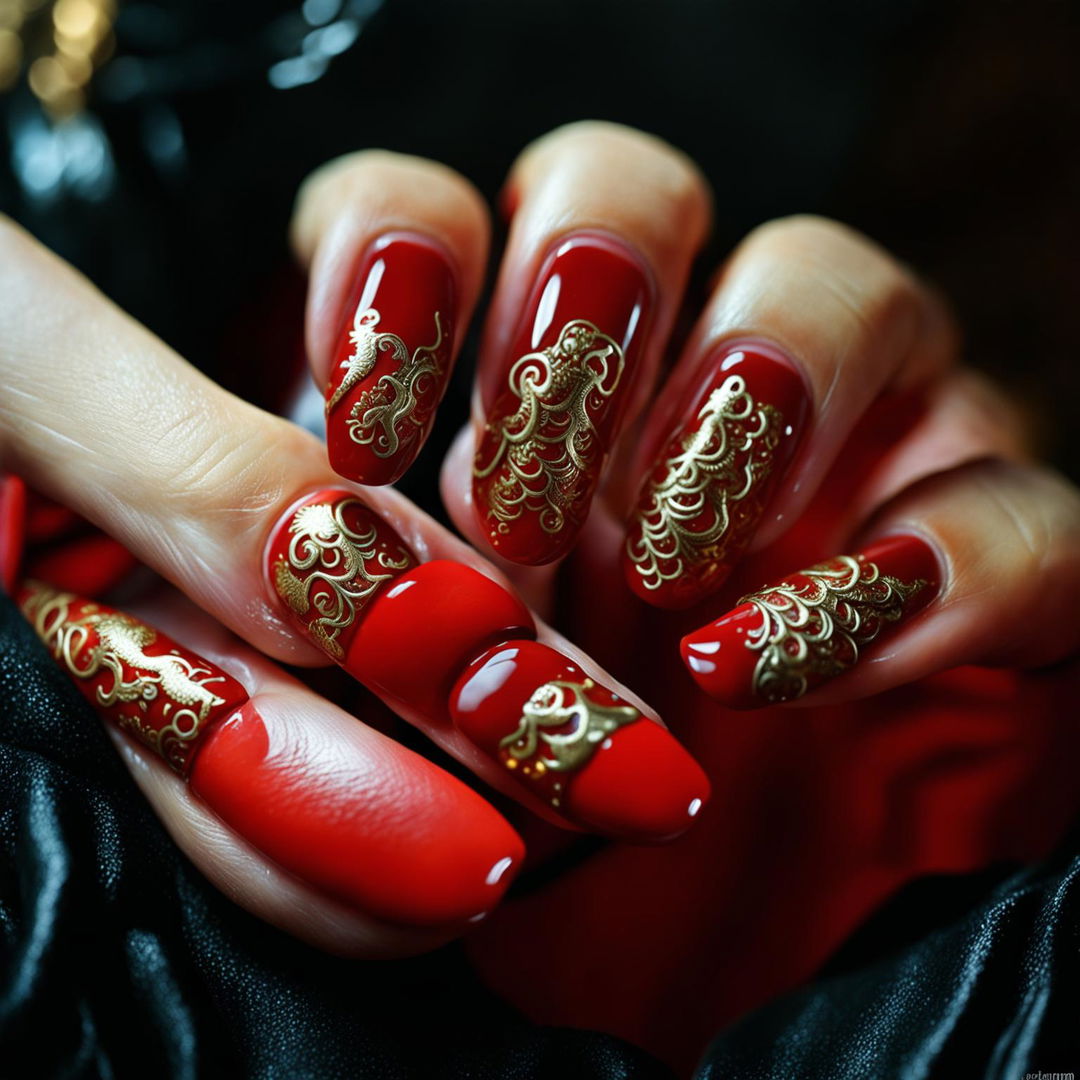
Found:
346,558 -> 535,717
19,580 -> 522,925
682,535 -> 941,707
473,234 -> 653,565
450,639 -> 710,842
0,474 -> 27,595
624,340 -> 809,609
325,235 -> 456,486
18,580 -> 248,775
266,489 -> 417,662
190,701 -> 523,927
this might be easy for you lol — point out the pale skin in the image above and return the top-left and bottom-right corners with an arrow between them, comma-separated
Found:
1,122 -> 1077,956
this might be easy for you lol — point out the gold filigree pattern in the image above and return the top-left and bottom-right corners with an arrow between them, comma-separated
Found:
474,319 -> 624,536
327,307 -> 408,411
345,311 -> 446,459
499,679 -> 638,805
741,555 -> 927,703
272,499 -> 411,658
627,374 -> 783,592
22,583 -> 229,771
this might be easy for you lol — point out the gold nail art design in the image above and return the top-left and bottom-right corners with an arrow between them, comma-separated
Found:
21,582 -> 240,772
474,319 -> 624,537
273,499 -> 412,658
741,555 -> 927,703
327,306 -> 448,460
499,678 -> 639,807
627,374 -> 783,593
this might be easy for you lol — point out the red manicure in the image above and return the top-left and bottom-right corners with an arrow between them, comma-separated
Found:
681,535 -> 941,708
325,235 -> 456,486
266,489 -> 709,842
450,639 -> 710,841
472,233 -> 653,565
18,579 -> 523,926
624,340 -> 809,609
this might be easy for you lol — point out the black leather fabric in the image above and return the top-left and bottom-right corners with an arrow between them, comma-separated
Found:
0,594 -> 673,1079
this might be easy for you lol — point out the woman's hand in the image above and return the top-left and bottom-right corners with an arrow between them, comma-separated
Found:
4,120 -> 1078,966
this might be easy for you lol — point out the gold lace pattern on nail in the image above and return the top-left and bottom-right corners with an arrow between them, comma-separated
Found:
742,555 -> 926,703
627,374 -> 783,592
474,319 -> 624,536
22,583 -> 228,770
327,306 -> 447,460
499,678 -> 638,805
273,499 -> 411,658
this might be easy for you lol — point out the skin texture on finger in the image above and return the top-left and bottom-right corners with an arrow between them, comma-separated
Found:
0,219 -> 708,841
450,121 -> 712,566
683,459 -> 1080,708
290,152 -> 491,484
614,215 -> 959,608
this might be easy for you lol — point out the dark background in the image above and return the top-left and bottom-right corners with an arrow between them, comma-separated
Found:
2,0 -> 1077,511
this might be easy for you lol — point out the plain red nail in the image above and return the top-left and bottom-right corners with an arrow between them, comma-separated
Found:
0,474 -> 27,595
682,535 -> 942,707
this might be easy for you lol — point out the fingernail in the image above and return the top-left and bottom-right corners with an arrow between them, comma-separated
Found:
681,535 -> 941,707
325,234 -> 456,486
266,489 -> 418,662
473,233 -> 653,565
189,701 -> 524,927
624,340 -> 809,608
19,580 -> 523,926
0,474 -> 27,595
450,639 -> 710,841
268,490 -> 710,843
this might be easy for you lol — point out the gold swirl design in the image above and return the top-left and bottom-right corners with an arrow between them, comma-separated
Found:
345,311 -> 446,459
22,583 -> 228,771
742,556 -> 926,703
499,678 -> 638,805
474,319 -> 624,536
627,374 -> 783,592
273,499 -> 411,658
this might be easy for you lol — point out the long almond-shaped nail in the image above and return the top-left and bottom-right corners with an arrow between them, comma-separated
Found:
266,489 -> 709,842
18,579 -> 523,926
450,639 -> 710,841
473,233 -> 653,565
0,474 -> 27,595
325,234 -> 456,486
624,340 -> 809,608
681,535 -> 941,707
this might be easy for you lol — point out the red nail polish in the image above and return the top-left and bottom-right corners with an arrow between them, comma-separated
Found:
473,234 -> 653,565
18,580 -> 248,775
325,235 -> 456,486
18,580 -> 522,926
681,535 -> 941,707
0,474 -> 26,595
266,489 -> 417,661
449,639 -> 709,841
190,701 -> 524,927
624,340 -> 809,609
346,559 -> 535,717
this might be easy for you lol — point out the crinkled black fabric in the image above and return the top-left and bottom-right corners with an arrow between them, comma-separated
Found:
0,593 -> 673,1079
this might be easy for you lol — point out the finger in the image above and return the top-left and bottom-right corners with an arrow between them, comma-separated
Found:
682,459 -> 1080,708
445,121 -> 712,566
18,580 -> 523,951
291,151 -> 490,486
621,215 -> 957,609
0,220 -> 708,843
